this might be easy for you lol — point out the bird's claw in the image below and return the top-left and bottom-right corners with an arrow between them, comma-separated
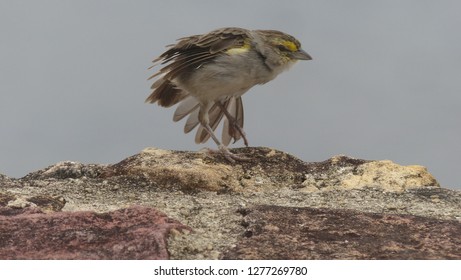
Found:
203,145 -> 250,163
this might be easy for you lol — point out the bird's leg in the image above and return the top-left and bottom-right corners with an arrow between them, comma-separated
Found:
199,104 -> 249,162
201,123 -> 250,163
216,102 -> 249,147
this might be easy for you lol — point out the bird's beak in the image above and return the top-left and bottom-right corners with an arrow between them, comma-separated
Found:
291,49 -> 312,60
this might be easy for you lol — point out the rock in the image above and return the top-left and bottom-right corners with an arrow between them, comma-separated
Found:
6,197 -> 31,209
0,147 -> 458,260
0,192 -> 16,206
99,147 -> 308,192
0,174 -> 21,188
26,195 -> 66,212
0,192 -> 65,212
0,206 -> 190,259
22,161 -> 107,180
222,206 -> 461,259
302,155 -> 439,192
100,148 -> 438,193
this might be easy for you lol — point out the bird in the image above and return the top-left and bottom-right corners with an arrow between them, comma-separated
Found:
146,27 -> 311,161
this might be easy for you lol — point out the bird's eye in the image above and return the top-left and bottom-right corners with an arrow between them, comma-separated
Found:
277,45 -> 288,52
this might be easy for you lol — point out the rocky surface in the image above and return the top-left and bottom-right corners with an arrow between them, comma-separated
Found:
0,147 -> 460,259
222,206 -> 461,259
0,206 -> 190,260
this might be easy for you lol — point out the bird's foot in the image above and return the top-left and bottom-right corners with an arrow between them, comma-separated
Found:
203,145 -> 250,163
232,123 -> 249,147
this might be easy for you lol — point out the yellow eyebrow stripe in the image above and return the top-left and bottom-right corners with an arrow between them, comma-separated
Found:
282,40 -> 298,52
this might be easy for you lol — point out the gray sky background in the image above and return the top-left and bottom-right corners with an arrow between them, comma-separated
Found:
1,0 -> 460,189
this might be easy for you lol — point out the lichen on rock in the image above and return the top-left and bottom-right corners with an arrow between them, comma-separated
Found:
302,155 -> 439,192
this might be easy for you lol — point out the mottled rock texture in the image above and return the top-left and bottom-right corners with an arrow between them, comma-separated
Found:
222,206 -> 461,259
0,147 -> 459,260
302,155 -> 439,192
100,147 -> 438,192
0,206 -> 190,259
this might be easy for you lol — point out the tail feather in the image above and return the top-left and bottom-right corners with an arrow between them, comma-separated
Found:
184,108 -> 200,133
145,78 -> 186,108
222,97 -> 244,146
173,96 -> 245,145
222,100 -> 235,146
173,96 -> 199,122
195,102 -> 225,144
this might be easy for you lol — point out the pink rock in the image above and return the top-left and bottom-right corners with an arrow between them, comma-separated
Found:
0,206 -> 190,259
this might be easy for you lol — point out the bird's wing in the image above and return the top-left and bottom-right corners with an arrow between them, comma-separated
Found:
148,27 -> 251,81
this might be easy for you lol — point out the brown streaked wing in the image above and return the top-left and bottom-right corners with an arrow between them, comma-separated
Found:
150,28 -> 251,81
